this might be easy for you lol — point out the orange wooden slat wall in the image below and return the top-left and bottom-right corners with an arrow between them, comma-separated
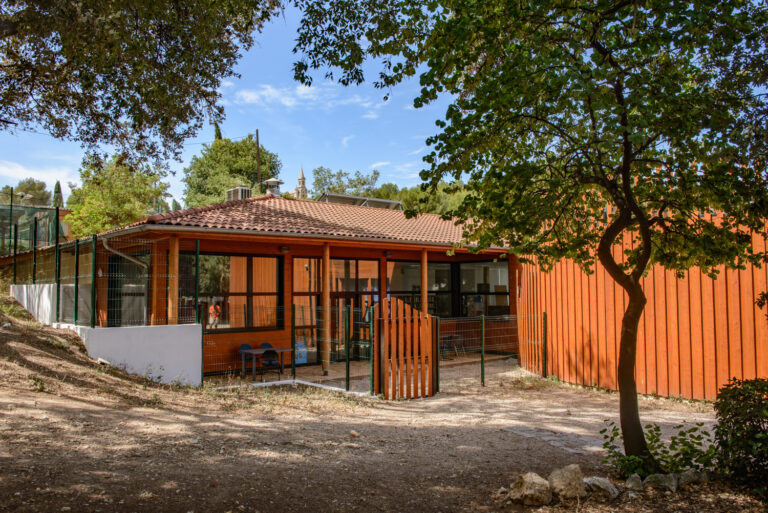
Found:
516,232 -> 768,401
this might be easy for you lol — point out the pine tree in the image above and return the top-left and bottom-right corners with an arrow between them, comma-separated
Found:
51,181 -> 64,208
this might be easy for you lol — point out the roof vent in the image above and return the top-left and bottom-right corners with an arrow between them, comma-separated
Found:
226,186 -> 252,202
263,178 -> 284,197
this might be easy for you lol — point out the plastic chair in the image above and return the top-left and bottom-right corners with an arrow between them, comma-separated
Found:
239,343 -> 255,379
255,342 -> 282,382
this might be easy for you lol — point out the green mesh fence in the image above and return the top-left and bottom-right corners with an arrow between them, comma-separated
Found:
0,205 -> 67,255
436,315 -> 524,391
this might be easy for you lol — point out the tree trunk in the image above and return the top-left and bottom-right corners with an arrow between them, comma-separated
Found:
618,281 -> 661,471
596,213 -> 660,471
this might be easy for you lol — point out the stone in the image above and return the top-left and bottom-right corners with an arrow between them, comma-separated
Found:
583,476 -> 620,499
507,472 -> 553,506
349,430 -> 360,438
678,469 -> 704,487
548,464 -> 587,499
624,474 -> 644,492
643,473 -> 678,493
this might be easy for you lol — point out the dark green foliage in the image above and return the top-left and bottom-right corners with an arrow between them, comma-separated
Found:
310,167 -> 380,198
182,133 -> 281,207
51,181 -> 63,208
0,1 -> 281,163
67,154 -> 169,237
601,420 -> 716,478
171,199 -> 182,211
0,178 -> 51,206
714,378 -> 768,497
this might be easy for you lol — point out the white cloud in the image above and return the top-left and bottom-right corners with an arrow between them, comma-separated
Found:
362,110 -> 379,119
234,83 -> 376,113
235,85 -> 298,107
0,160 -> 79,197
341,135 -> 354,148
220,80 -> 235,88
408,146 -> 425,156
369,161 -> 391,169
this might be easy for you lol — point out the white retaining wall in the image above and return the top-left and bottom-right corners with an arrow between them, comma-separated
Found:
11,284 -> 57,325
65,324 -> 202,387
11,284 -> 202,386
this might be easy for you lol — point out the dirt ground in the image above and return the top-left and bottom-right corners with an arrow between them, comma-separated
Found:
0,295 -> 764,513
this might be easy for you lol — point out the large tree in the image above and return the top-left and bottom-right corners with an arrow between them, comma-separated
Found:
294,0 -> 768,469
66,155 -> 169,238
182,134 -> 282,207
51,181 -> 63,208
0,1 -> 280,162
311,167 -> 380,198
0,177 -> 51,206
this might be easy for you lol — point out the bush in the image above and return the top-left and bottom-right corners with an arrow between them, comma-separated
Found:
601,420 -> 716,478
714,378 -> 768,497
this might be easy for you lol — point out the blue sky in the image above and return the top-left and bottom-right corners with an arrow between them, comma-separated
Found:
0,8 -> 452,206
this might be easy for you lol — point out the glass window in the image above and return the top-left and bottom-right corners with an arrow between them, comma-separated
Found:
180,253 -> 282,331
293,257 -> 320,293
459,261 -> 509,316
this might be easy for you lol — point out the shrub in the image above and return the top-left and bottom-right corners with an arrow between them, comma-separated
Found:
714,378 -> 768,497
601,420 -> 716,478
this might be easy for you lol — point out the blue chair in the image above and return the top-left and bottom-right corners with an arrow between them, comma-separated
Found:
239,343 -> 255,379
255,342 -> 282,382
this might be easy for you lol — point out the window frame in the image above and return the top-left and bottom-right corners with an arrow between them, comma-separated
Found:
180,250 -> 284,334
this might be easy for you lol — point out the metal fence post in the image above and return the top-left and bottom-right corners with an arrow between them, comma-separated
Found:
12,224 -> 17,284
55,207 -> 60,323
7,186 -> 12,251
195,239 -> 201,384
291,304 -> 296,379
73,240 -> 79,325
32,217 -> 37,284
481,314 -> 486,387
369,310 -> 374,396
90,235 -> 96,328
194,240 -> 200,323
345,305 -> 351,392
435,316 -> 440,393
542,312 -> 547,378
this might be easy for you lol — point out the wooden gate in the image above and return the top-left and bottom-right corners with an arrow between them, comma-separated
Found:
375,297 -> 436,399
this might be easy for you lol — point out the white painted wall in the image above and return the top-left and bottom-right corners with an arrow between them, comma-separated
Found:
11,284 -> 57,325
64,324 -> 202,387
10,285 -> 202,386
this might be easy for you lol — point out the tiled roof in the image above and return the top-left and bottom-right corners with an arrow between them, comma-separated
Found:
141,194 -> 469,246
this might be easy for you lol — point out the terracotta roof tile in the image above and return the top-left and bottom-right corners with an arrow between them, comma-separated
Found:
143,194 -> 468,246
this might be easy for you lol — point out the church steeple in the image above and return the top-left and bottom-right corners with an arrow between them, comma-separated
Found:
294,167 -> 308,199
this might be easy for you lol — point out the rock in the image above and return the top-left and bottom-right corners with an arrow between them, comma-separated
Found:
678,469 -> 704,487
507,472 -> 553,506
2,322 -> 11,328
583,476 -> 620,499
643,473 -> 678,492
349,430 -> 360,438
548,464 -> 587,499
625,474 -> 644,491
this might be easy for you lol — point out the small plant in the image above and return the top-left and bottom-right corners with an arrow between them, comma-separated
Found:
714,377 -> 768,498
28,374 -> 46,393
601,420 -> 716,478
45,337 -> 69,350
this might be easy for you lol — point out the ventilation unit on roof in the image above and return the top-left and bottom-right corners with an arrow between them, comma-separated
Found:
226,186 -> 252,202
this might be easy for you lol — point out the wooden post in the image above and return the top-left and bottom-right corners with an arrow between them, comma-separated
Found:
168,236 -> 179,324
321,242 -> 331,374
150,244 -> 167,325
420,249 -> 428,315
508,254 -> 518,316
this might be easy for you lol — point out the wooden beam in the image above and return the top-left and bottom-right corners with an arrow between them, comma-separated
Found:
421,248 -> 428,315
168,236 -> 179,324
509,254 -> 518,316
150,245 -> 167,325
321,242 -> 331,374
